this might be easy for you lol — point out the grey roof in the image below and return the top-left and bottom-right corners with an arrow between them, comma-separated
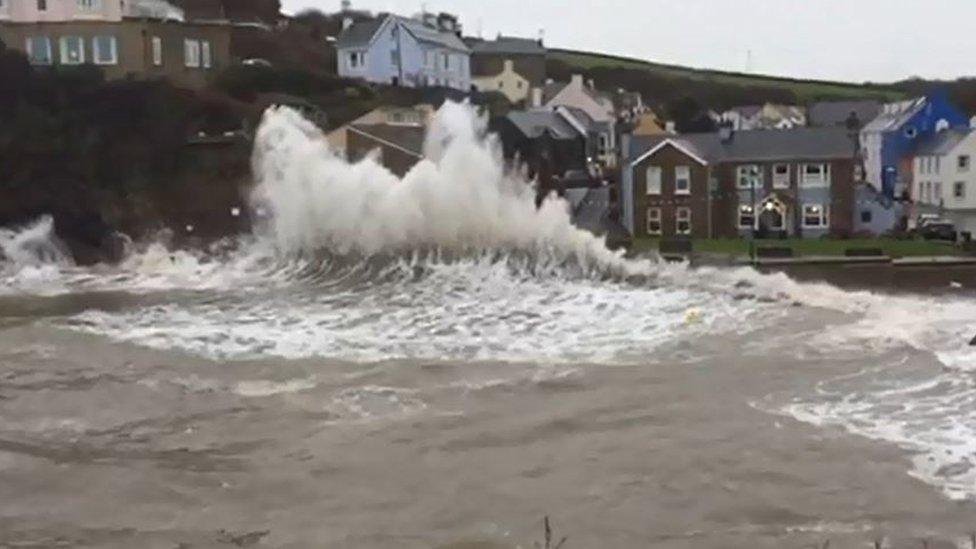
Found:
336,15 -> 469,52
569,187 -> 629,240
862,97 -> 927,133
630,127 -> 858,164
808,100 -> 881,128
506,110 -> 579,140
470,36 -> 545,55
350,123 -> 426,156
915,129 -> 972,156
335,17 -> 385,49
542,81 -> 568,104
559,106 -> 596,131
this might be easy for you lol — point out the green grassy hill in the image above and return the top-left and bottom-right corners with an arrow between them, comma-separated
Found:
550,49 -> 906,104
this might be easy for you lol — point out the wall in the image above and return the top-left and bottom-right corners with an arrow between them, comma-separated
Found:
5,0 -> 122,23
913,133 -> 976,212
0,19 -> 229,89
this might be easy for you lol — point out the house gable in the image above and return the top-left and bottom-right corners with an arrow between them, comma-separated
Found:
630,139 -> 709,168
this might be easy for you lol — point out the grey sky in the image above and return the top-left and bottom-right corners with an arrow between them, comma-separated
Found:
281,0 -> 975,83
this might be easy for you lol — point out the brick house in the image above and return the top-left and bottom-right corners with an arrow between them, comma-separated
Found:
0,0 -> 230,90
621,127 -> 859,239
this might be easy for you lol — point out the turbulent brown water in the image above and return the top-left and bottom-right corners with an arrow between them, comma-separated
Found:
2,105 -> 976,548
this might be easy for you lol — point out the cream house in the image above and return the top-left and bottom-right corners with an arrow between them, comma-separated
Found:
912,128 -> 976,232
472,59 -> 529,104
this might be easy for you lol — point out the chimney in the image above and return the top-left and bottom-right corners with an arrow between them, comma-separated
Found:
719,124 -> 734,142
570,74 -> 584,88
342,17 -> 354,30
531,87 -> 543,108
665,121 -> 676,134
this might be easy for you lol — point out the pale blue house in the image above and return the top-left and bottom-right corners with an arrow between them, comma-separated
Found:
336,13 -> 471,91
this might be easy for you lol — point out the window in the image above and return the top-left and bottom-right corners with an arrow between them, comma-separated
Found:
184,39 -> 200,67
646,208 -> 661,235
736,164 -> 762,190
772,163 -> 790,189
151,36 -> 162,66
598,133 -> 609,156
390,49 -> 397,66
347,50 -> 363,69
802,204 -> 828,228
860,210 -> 872,224
0,0 -> 7,12
201,40 -> 211,68
425,51 -> 434,68
960,155 -> 971,172
801,163 -> 829,187
92,35 -> 116,65
25,36 -> 52,65
645,166 -> 662,195
441,53 -> 449,70
77,0 -> 99,10
674,166 -> 691,195
935,156 -> 941,174
934,182 -> 942,202
59,36 -> 85,65
954,181 -> 966,199
675,207 -> 692,235
37,0 -> 46,11
738,204 -> 755,229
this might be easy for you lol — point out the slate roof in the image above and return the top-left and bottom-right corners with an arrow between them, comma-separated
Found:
862,97 -> 927,133
808,100 -> 881,128
470,36 -> 545,55
336,15 -> 469,52
505,110 -> 579,140
349,123 -> 426,157
915,129 -> 972,156
630,127 -> 858,164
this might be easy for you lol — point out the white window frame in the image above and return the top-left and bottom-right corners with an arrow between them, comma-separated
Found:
738,203 -> 755,229
772,163 -> 790,189
441,52 -> 449,70
201,40 -> 212,69
77,0 -> 100,10
801,163 -> 830,188
954,181 -> 966,199
151,36 -> 162,66
92,35 -> 117,65
675,207 -> 692,235
184,39 -> 200,68
802,203 -> 828,229
0,0 -> 8,14
646,207 -> 662,236
25,36 -> 52,65
645,166 -> 662,195
934,156 -> 941,174
736,164 -> 762,190
347,50 -> 364,70
959,155 -> 971,172
59,36 -> 85,65
674,165 -> 691,195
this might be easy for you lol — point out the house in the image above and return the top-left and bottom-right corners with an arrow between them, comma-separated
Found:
468,35 -> 545,103
325,104 -> 434,157
345,122 -> 425,177
541,74 -> 617,167
621,127 -> 859,239
0,0 -> 230,90
719,103 -> 806,130
808,100 -> 881,129
860,94 -> 968,199
335,12 -> 471,91
911,127 -> 976,234
471,59 -> 530,104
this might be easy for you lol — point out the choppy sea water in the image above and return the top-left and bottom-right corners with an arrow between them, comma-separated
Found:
2,104 -> 976,547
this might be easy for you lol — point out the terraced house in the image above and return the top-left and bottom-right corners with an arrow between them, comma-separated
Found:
0,0 -> 230,89
621,127 -> 859,239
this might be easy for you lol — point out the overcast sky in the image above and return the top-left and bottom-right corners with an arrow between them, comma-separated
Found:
281,0 -> 975,83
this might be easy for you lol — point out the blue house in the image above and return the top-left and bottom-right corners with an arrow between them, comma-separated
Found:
860,92 -> 967,199
335,13 -> 471,91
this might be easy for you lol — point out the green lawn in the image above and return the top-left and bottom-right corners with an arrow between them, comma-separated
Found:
633,238 -> 961,258
550,50 -> 906,103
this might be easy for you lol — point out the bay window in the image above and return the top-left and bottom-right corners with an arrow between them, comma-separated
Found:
801,163 -> 829,187
802,204 -> 828,228
674,166 -> 691,195
737,164 -> 762,190
646,208 -> 661,236
60,36 -> 85,65
675,207 -> 691,235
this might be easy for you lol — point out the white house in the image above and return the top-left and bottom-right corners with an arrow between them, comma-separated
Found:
335,13 -> 471,91
541,74 -> 617,167
912,128 -> 976,233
